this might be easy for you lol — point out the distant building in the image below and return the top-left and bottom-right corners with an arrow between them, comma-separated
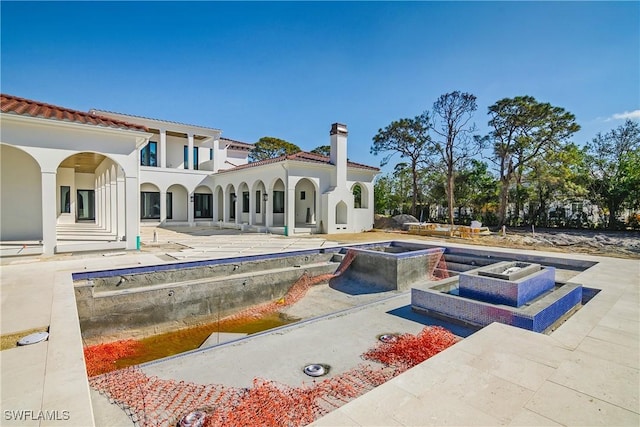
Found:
1,94 -> 379,255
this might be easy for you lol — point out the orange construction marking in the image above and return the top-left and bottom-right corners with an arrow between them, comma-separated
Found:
89,326 -> 458,426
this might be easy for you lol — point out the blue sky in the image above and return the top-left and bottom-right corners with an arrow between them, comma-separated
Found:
2,1 -> 638,174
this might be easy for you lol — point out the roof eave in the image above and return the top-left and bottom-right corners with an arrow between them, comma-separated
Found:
1,112 -> 153,147
90,109 -> 222,136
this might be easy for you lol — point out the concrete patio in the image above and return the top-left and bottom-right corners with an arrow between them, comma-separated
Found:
0,228 -> 638,426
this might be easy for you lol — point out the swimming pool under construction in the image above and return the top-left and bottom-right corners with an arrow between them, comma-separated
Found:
73,240 -> 605,427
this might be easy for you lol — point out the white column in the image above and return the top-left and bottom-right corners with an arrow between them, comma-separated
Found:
100,174 -> 107,228
249,188 -> 255,226
188,192 -> 195,225
160,190 -> 167,223
286,186 -> 295,235
116,173 -> 126,240
234,195 -> 239,225
41,171 -> 57,255
104,172 -> 111,232
265,191 -> 272,228
124,176 -> 139,250
110,177 -> 117,234
222,191 -> 229,223
159,129 -> 167,168
212,138 -> 221,173
187,133 -> 194,170
95,178 -> 102,226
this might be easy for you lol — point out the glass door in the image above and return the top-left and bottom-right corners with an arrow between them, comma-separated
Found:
76,189 -> 95,221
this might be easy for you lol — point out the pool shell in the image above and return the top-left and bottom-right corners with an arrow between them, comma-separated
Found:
73,241 -> 599,342
74,250 -> 340,340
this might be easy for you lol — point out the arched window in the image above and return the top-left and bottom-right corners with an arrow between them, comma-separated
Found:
351,183 -> 368,209
353,185 -> 362,209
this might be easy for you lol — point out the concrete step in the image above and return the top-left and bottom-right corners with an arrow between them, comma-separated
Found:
199,332 -> 247,348
442,261 -> 480,273
293,228 -> 312,235
444,253 -> 496,267
0,243 -> 43,257
55,241 -> 127,254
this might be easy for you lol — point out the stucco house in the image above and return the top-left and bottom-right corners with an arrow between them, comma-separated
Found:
0,94 -> 379,255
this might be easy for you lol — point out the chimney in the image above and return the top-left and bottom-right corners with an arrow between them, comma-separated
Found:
330,123 -> 348,187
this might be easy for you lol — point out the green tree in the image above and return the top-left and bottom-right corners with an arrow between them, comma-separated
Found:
371,113 -> 433,216
249,137 -> 300,162
455,160 -> 498,224
374,174 -> 394,214
310,145 -> 331,156
487,96 -> 580,226
584,120 -> 640,229
392,162 -> 413,214
431,91 -> 486,229
526,143 -> 588,227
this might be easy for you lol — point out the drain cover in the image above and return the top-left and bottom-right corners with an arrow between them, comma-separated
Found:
177,410 -> 206,427
303,364 -> 327,377
17,331 -> 49,346
378,333 -> 399,343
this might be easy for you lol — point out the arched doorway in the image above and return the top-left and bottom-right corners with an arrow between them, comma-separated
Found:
0,144 -> 43,240
167,184 -> 188,222
225,184 -> 236,223
57,152 -> 123,227
194,185 -> 213,220
294,178 -> 317,226
140,183 -> 161,221
251,180 -> 267,225
238,182 -> 250,224
271,179 -> 285,226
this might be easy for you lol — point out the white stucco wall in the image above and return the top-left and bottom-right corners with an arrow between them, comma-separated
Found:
0,144 -> 43,240
225,149 -> 250,168
2,110 -> 377,247
1,115 -> 146,252
168,184 -> 189,221
208,157 -> 377,234
166,134 -> 187,169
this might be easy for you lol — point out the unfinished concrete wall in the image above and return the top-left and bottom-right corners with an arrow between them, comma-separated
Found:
82,253 -> 333,291
75,256 -> 337,340
332,244 -> 445,292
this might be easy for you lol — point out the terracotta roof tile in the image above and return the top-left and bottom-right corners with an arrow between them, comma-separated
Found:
218,151 -> 379,173
1,94 -> 148,132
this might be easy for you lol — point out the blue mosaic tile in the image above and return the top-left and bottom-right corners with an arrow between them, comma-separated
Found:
459,267 -> 555,307
412,281 -> 583,334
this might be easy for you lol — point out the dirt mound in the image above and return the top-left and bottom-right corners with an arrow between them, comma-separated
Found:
483,228 -> 640,258
374,215 -> 398,230
374,214 -> 419,230
393,214 -> 419,228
